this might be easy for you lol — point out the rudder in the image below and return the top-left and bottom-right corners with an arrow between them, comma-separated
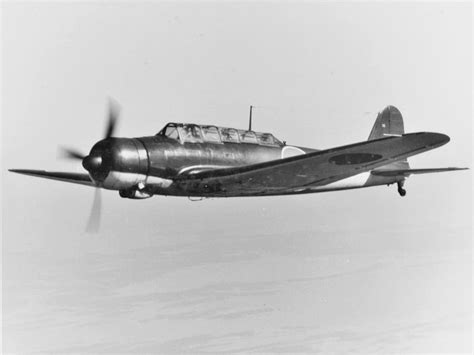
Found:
368,105 -> 404,140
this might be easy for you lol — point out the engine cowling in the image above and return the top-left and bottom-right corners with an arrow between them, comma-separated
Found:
85,138 -> 150,190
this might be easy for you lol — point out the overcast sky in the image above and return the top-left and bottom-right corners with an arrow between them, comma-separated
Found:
2,2 -> 472,353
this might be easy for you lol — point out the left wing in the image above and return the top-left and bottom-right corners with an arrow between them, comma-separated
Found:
175,132 -> 452,196
9,169 -> 95,187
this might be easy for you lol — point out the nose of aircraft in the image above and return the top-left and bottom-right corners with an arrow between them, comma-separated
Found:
82,155 -> 102,172
81,138 -> 148,187
81,139 -> 114,183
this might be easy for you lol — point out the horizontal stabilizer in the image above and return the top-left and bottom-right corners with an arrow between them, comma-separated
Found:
9,169 -> 95,187
371,167 -> 468,177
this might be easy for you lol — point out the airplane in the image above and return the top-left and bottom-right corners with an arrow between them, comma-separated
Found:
9,101 -> 467,229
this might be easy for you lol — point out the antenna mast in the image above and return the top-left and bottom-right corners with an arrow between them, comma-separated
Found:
248,105 -> 253,131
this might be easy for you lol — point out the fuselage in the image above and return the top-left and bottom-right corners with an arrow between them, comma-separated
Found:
86,122 -> 397,198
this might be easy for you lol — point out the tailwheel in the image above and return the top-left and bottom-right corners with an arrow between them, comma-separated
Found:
397,181 -> 406,197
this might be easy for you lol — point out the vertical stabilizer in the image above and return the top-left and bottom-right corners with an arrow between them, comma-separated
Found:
368,105 -> 404,140
370,106 -> 409,171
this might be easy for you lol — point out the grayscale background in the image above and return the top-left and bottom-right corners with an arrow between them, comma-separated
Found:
2,2 -> 472,353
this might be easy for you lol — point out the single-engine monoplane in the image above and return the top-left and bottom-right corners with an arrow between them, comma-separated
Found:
9,102 -> 467,229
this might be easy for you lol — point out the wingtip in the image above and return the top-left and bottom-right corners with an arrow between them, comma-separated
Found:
442,133 -> 450,143
425,132 -> 450,146
433,132 -> 450,144
8,169 -> 38,174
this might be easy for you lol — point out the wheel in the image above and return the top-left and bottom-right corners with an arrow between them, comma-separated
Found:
397,181 -> 406,197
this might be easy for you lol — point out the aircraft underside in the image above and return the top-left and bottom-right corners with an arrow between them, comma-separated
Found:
146,170 -> 400,198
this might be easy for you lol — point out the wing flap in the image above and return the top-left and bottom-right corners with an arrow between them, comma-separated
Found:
176,132 -> 451,196
9,169 -> 95,187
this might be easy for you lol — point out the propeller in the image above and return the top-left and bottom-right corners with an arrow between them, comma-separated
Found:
60,147 -> 86,161
86,187 -> 102,233
60,98 -> 121,161
59,98 -> 121,233
104,98 -> 120,139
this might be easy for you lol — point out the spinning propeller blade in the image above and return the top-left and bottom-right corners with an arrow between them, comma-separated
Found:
60,98 -> 121,233
86,186 -> 102,234
60,147 -> 86,160
104,98 -> 121,139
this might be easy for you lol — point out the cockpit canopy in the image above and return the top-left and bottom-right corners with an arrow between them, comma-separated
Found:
157,123 -> 283,147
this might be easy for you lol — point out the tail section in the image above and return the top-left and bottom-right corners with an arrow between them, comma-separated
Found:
368,105 -> 404,140
366,105 -> 468,197
371,167 -> 468,177
370,106 -> 409,170
367,106 -> 468,195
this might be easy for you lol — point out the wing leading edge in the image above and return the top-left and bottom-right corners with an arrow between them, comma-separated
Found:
175,132 -> 452,196
9,169 -> 94,187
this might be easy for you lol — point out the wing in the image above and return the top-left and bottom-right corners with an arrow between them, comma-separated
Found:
9,169 -> 95,187
175,132 -> 451,196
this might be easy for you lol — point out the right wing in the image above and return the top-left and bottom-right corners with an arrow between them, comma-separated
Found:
9,169 -> 95,187
175,132 -> 452,196
9,133 -> 459,195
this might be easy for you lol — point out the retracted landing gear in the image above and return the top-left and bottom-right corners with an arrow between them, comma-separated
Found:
397,180 -> 406,197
